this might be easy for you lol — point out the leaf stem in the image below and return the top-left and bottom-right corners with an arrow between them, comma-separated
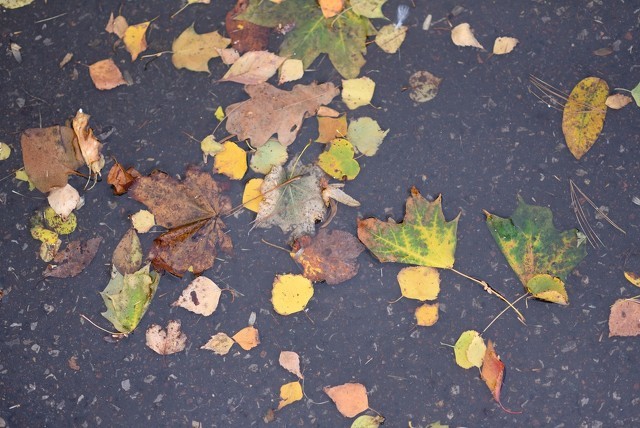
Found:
448,267 -> 526,323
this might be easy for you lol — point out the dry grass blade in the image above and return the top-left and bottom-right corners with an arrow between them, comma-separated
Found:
529,75 -> 568,111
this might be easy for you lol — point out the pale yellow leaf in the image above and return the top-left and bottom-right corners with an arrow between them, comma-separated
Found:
375,24 -> 407,54
146,320 -> 187,355
397,266 -> 440,301
342,77 -> 375,110
493,36 -> 519,55
172,25 -> 230,73
0,142 -> 11,161
201,332 -> 235,355
606,94 -> 633,110
451,23 -> 484,49
131,209 -> 155,233
123,21 -> 150,61
279,59 -> 304,84
172,276 -> 221,316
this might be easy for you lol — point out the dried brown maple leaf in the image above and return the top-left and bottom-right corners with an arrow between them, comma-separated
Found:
225,0 -> 270,53
130,167 -> 232,277
226,82 -> 339,148
291,229 -> 364,285
43,237 -> 102,278
107,160 -> 140,195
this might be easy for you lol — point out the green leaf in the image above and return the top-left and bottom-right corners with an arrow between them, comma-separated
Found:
239,0 -> 374,78
351,0 -> 387,18
317,138 -> 360,180
357,187 -> 460,268
485,197 -> 587,304
100,264 -> 160,333
631,81 -> 640,107
249,139 -> 288,174
351,415 -> 385,428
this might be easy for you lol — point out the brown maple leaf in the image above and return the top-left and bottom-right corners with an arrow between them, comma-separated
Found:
130,167 -> 233,277
291,229 -> 364,285
225,0 -> 270,53
225,82 -> 339,148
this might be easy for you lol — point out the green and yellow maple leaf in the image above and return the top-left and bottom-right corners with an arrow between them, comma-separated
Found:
357,187 -> 459,269
484,197 -> 587,304
239,0 -> 375,78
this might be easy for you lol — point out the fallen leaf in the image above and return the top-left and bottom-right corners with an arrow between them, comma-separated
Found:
342,77 -> 375,110
105,14 -> 129,38
213,141 -> 247,180
226,82 -> 339,148
279,58 -> 304,84
59,52 -> 73,68
319,0 -> 343,18
375,24 -> 407,54
562,77 -> 608,159
397,266 -> 440,301
358,187 -> 459,268
409,70 -> 442,103
43,237 -> 102,278
316,115 -> 348,143
279,351 -> 303,378
350,0 -> 386,19
172,24 -> 231,73
0,142 -> 11,160
317,106 -> 341,117
593,47 -> 613,56
243,178 -> 264,212
123,21 -> 150,61
130,167 -> 233,276
485,197 -> 587,304
351,415 -> 385,428
89,59 -> 127,90
415,303 -> 439,327
201,332 -> 235,355
324,383 -> 369,418
112,254 -> 168,319
146,320 -> 187,355
47,184 -> 80,218
317,138 -> 360,180
214,107 -> 225,122
107,160 -> 140,195
631,81 -> 640,106
172,276 -> 221,316
131,209 -> 155,233
454,330 -> 484,369
255,163 -> 326,238
481,340 -> 506,406
277,381 -> 304,410
290,229 -> 364,285
347,117 -> 388,156
451,23 -> 484,49
609,299 -> 640,337
112,229 -> 143,275
221,51 -> 286,85
321,182 -> 360,207
0,0 -> 35,9
240,0 -> 374,78
71,110 -> 105,176
272,274 -> 314,315
68,356 -> 80,371
606,93 -> 633,110
21,126 -> 84,193
39,239 -> 61,263
249,139 -> 288,174
232,326 -> 260,350
15,169 -> 35,190
43,207 -> 76,235
624,271 -> 640,287
225,0 -> 271,54
200,135 -> 224,163
492,37 -> 519,55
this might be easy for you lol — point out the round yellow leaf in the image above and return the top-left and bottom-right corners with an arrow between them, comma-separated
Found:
272,274 -> 314,315
466,334 -> 487,368
214,141 -> 247,180
242,178 -> 264,213
131,209 -> 155,233
454,330 -> 483,369
342,77 -> 375,110
375,24 -> 407,54
397,266 -> 440,301
277,381 -> 303,410
415,303 -> 439,326
0,142 -> 11,160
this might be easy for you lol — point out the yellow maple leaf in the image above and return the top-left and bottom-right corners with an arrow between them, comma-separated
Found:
172,24 -> 230,73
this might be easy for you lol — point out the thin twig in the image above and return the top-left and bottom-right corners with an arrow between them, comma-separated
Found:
482,294 -> 528,334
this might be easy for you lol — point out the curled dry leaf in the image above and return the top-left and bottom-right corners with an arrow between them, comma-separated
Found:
232,326 -> 260,350
492,37 -> 519,55
146,320 -> 187,355
609,299 -> 640,337
279,351 -> 303,379
172,276 -> 221,316
112,228 -> 143,275
201,332 -> 235,355
43,237 -> 102,278
107,160 -> 140,195
451,23 -> 484,49
226,82 -> 339,148
606,94 -> 633,110
72,110 -> 105,175
123,21 -> 150,61
89,59 -> 127,91
290,229 -> 364,285
47,184 -> 80,218
324,382 -> 369,418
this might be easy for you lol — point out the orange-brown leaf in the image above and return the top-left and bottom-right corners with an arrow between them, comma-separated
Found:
481,340 -> 504,403
609,299 -> 640,337
43,237 -> 102,278
107,160 -> 140,195
225,0 -> 270,53
89,59 -> 127,90
324,382 -> 368,418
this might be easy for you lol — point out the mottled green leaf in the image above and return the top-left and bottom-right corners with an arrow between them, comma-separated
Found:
239,0 -> 374,78
357,187 -> 459,268
317,138 -> 360,180
485,197 -> 587,304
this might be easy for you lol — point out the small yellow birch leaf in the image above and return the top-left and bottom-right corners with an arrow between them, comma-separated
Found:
562,77 -> 609,159
214,106 -> 225,121
466,334 -> 487,368
123,21 -> 150,61
342,77 -> 375,110
243,178 -> 264,213
624,271 -> 640,287
375,24 -> 407,54
492,37 -> 519,55
454,330 -> 482,369
201,332 -> 235,355
279,59 -> 304,84
200,135 -> 224,162
0,142 -> 11,160
451,23 -> 484,49
277,381 -> 303,410
232,326 -> 260,350
172,25 -> 231,73
606,94 -> 633,110
415,303 -> 439,326
272,274 -> 314,315
397,266 -> 440,301
213,141 -> 247,180
131,209 -> 155,233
